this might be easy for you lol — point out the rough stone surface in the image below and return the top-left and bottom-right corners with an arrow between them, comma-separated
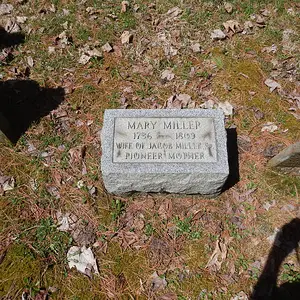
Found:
101,109 -> 229,195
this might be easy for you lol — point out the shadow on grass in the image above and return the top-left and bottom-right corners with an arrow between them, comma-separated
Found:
0,80 -> 65,143
0,26 -> 25,49
0,28 -> 64,144
251,218 -> 300,300
222,127 -> 239,192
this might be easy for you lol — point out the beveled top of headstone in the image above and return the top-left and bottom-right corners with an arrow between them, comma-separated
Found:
267,142 -> 300,168
101,109 -> 229,175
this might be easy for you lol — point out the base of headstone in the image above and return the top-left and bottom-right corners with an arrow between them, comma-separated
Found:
101,109 -> 229,196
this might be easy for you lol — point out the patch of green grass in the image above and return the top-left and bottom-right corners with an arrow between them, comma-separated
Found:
212,56 -> 224,69
40,134 -> 64,148
181,9 -> 213,27
173,216 -> 202,239
198,290 -> 214,300
110,199 -> 125,221
241,0 -> 255,16
144,223 -> 155,236
243,202 -> 256,211
17,217 -> 72,264
177,60 -> 193,80
60,149 -> 70,169
263,27 -> 283,43
135,81 -> 153,99
227,220 -> 242,239
276,110 -> 289,125
7,196 -> 25,206
110,67 -> 120,79
96,23 -> 115,44
119,11 -> 137,30
23,277 -> 41,296
83,84 -> 96,92
89,56 -> 104,68
275,0 -> 285,13
246,181 -> 258,190
236,255 -> 250,271
76,26 -> 92,42
197,71 -> 211,79
241,118 -> 251,129
280,264 -> 300,283
108,91 -> 120,108
36,15 -> 74,36
159,58 -> 175,70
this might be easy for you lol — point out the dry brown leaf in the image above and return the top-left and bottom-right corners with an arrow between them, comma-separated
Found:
166,94 -> 191,109
190,43 -> 201,53
211,29 -> 226,40
224,2 -> 233,13
264,78 -> 281,92
27,56 -> 34,67
206,237 -> 232,271
262,44 -> 277,53
118,231 -> 139,248
166,7 -> 182,18
177,94 -> 191,107
67,246 -> 99,277
149,271 -> 167,291
121,1 -> 129,13
72,223 -> 96,246
161,69 -> 175,81
158,199 -> 173,220
132,217 -> 145,231
218,101 -> 234,116
33,289 -> 48,300
102,42 -> 113,52
46,185 -> 60,199
256,15 -> 265,25
223,20 -> 241,33
132,64 -> 153,76
121,31 -> 133,44
231,291 -> 248,300
290,112 -> 300,120
68,145 -> 86,165
261,122 -> 278,132
0,175 -> 15,194
0,4 -> 13,15
149,237 -> 172,268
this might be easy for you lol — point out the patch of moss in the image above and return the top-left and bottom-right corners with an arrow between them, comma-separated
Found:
212,53 -> 300,139
0,244 -> 40,298
165,241 -> 216,297
102,242 -> 150,293
182,241 -> 208,270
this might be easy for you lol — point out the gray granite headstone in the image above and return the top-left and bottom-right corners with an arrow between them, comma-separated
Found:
101,109 -> 229,196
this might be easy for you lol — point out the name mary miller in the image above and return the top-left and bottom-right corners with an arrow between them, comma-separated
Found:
127,119 -> 203,130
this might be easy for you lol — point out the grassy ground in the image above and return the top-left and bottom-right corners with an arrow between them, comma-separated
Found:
1,0 -> 300,299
